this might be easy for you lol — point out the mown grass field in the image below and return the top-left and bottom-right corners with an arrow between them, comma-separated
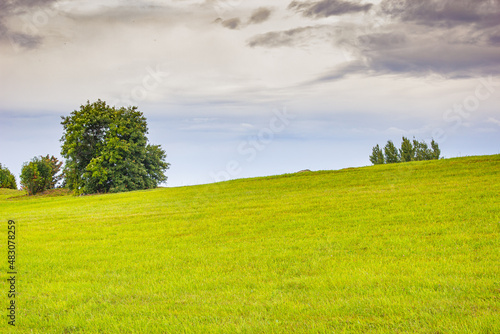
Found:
1,155 -> 499,333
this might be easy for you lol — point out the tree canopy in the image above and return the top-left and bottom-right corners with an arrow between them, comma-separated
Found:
371,137 -> 441,165
44,155 -> 64,189
20,155 -> 63,195
369,144 -> 385,165
20,156 -> 52,195
384,140 -> 400,164
0,163 -> 17,189
61,100 -> 169,194
399,137 -> 414,162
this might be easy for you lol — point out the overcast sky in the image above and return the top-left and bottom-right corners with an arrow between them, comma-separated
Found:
1,0 -> 499,187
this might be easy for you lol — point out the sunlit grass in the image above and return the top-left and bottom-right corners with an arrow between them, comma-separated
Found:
1,155 -> 499,333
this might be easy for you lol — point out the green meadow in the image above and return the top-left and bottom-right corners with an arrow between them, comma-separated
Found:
1,155 -> 499,333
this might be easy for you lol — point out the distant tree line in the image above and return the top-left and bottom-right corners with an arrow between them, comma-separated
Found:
370,137 -> 441,165
1,100 -> 170,196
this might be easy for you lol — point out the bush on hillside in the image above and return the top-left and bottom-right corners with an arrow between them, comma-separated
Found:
20,155 -> 63,195
0,163 -> 17,189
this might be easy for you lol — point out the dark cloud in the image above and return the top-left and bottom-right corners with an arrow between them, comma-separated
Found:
314,61 -> 367,81
247,25 -> 332,48
0,0 -> 58,16
490,34 -> 500,46
248,0 -> 500,79
247,27 -> 307,48
0,1 -> 8,13
357,32 -> 407,51
221,17 -> 242,30
313,26 -> 500,82
288,0 -> 373,18
381,0 -> 500,28
6,31 -> 42,49
255,0 -> 500,81
369,43 -> 500,77
0,0 -> 58,50
371,48 -> 454,74
349,0 -> 500,78
219,7 -> 273,30
248,7 -> 272,24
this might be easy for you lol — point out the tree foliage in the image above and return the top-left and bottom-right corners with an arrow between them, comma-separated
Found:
60,100 -> 170,194
431,139 -> 441,160
384,140 -> 400,164
371,137 -> 441,165
399,136 -> 415,162
43,155 -> 64,188
0,163 -> 17,189
412,139 -> 431,161
369,144 -> 385,165
20,156 -> 53,195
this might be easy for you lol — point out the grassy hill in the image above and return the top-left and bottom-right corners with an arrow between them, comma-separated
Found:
1,155 -> 499,333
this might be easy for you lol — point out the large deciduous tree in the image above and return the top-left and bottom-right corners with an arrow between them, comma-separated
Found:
60,100 -> 169,194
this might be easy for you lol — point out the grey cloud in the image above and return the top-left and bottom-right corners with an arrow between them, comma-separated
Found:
0,1 -> 8,13
2,0 -> 57,11
315,29 -> 500,82
490,34 -> 500,46
248,7 -> 272,24
381,0 -> 500,28
357,32 -> 407,51
221,17 -> 242,30
219,7 -> 273,30
314,60 -> 368,81
247,25 -> 331,48
0,0 -> 58,49
247,30 -> 294,48
369,44 -> 500,77
6,31 -> 42,48
248,3 -> 500,79
288,0 -> 373,18
284,0 -> 500,81
354,1 -> 500,78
